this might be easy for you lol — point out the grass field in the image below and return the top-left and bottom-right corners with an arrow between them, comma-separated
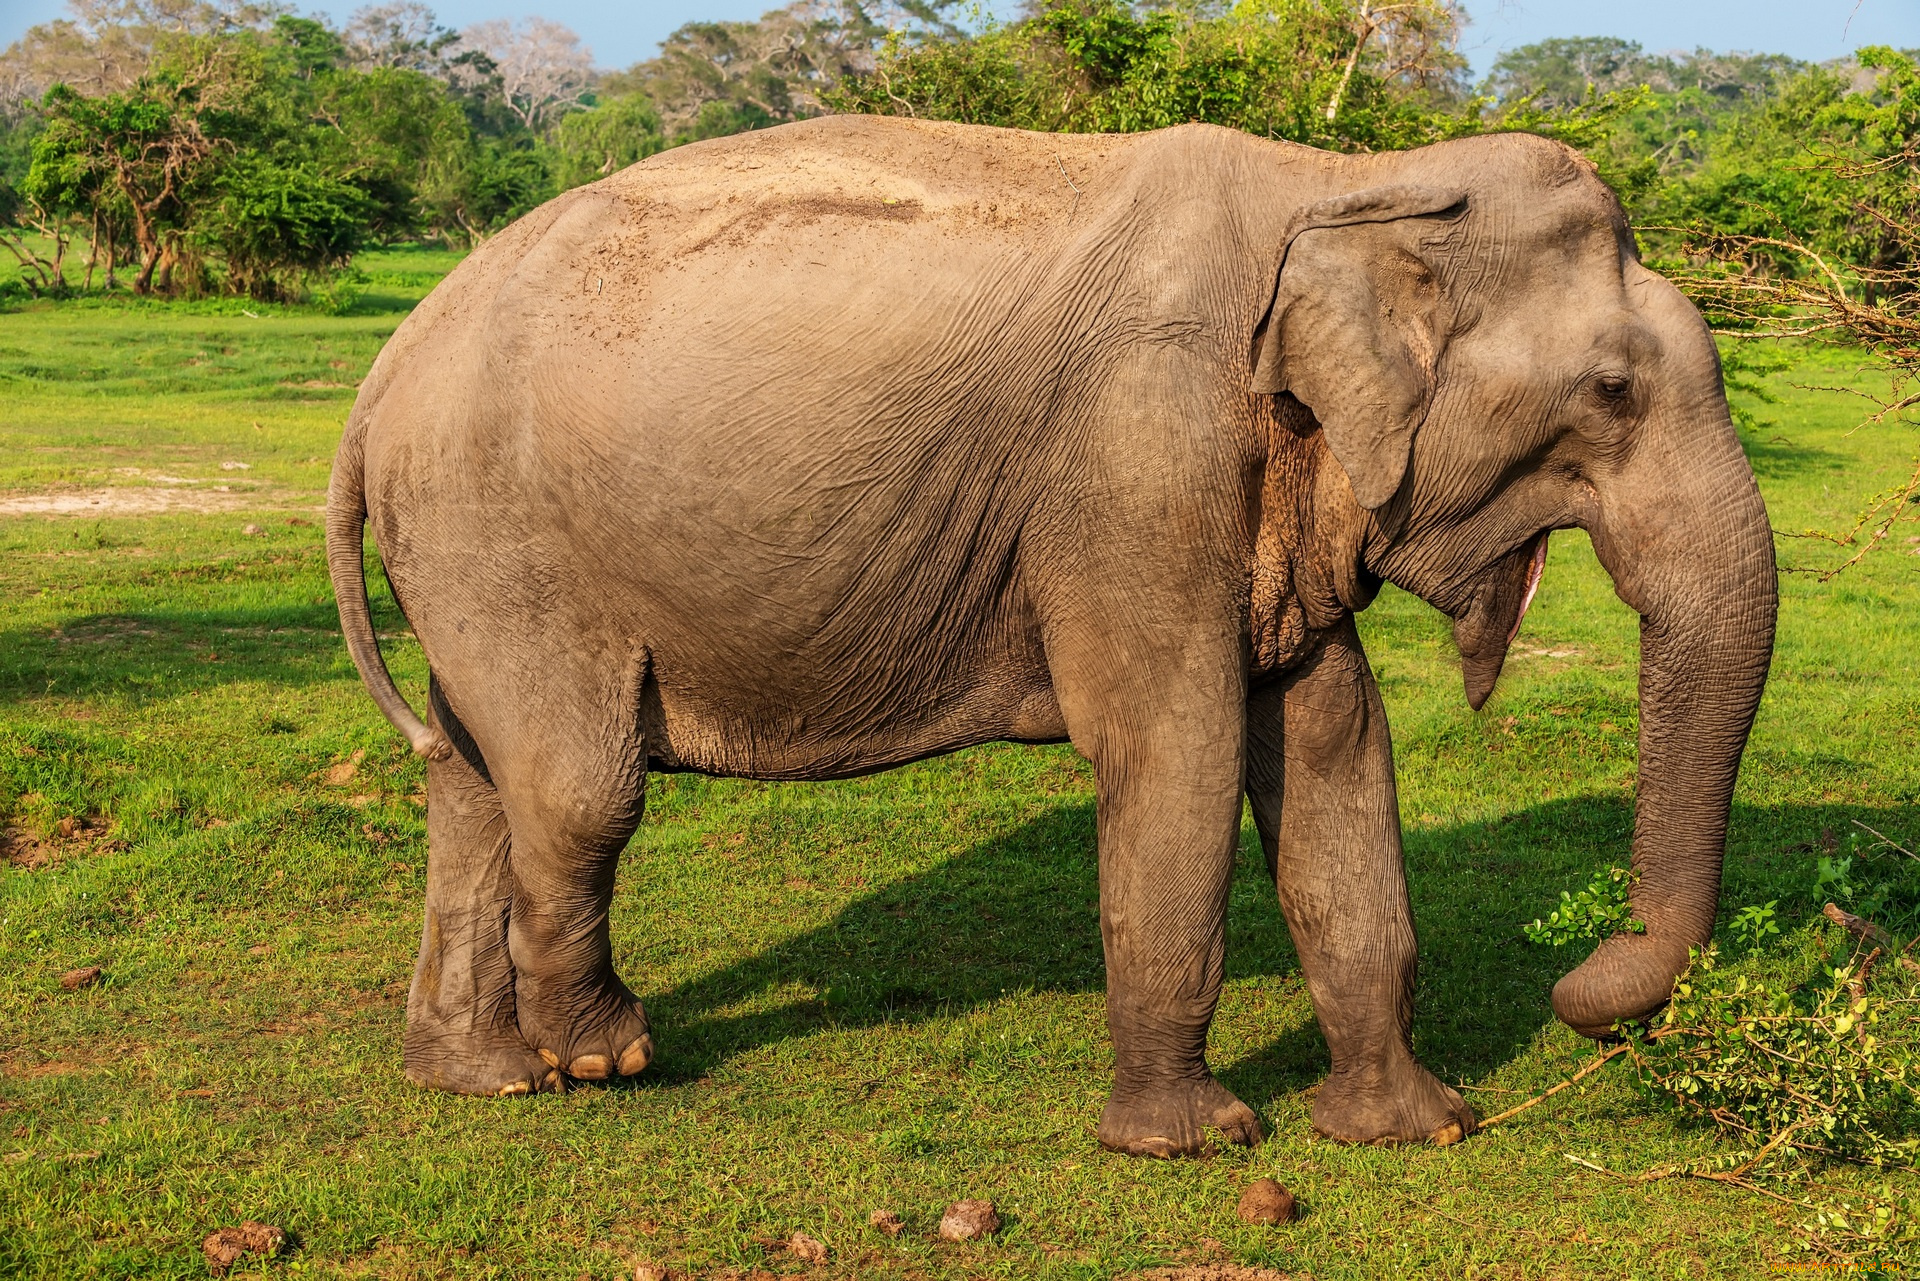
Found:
0,246 -> 1917,1279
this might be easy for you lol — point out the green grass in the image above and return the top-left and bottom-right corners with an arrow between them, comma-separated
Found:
0,262 -> 1917,1279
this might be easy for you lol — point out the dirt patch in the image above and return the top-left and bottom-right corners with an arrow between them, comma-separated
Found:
53,616 -> 156,643
1130,1268 -> 1295,1281
1,1058 -> 84,1079
5,817 -> 120,870
203,1221 -> 286,1275
0,487 -> 262,516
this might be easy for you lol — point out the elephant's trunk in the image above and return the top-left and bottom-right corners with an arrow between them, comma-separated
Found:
1549,395 -> 1778,1038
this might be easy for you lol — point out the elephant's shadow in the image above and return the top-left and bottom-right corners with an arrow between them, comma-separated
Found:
608,790 -> 1853,1103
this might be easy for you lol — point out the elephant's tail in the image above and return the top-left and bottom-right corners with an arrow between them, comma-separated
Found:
326,412 -> 452,761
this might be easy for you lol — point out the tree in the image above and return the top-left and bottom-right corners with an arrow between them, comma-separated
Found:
1483,36 -> 1650,108
827,0 -> 1475,151
341,1 -> 456,73
550,93 -> 665,188
270,13 -> 345,80
196,151 -> 369,296
0,0 -> 283,101
1322,0 -> 1469,122
1658,47 -> 1920,573
420,136 -> 552,242
453,17 -> 593,135
616,0 -> 957,144
1485,38 -> 1803,112
0,106 -> 82,295
315,63 -> 470,239
29,39 -> 253,292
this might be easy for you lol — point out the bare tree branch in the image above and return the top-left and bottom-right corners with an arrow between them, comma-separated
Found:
454,17 -> 593,134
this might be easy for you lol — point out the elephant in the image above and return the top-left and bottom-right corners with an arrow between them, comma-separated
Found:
326,115 -> 1777,1158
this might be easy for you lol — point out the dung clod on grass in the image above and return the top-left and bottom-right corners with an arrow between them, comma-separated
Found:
1236,1178 -> 1296,1225
201,1221 -> 284,1274
939,1199 -> 1000,1241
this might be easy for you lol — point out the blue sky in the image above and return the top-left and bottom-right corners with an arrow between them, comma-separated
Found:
3,0 -> 1917,76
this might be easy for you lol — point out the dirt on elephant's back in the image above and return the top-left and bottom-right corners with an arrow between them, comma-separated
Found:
602,115 -> 1135,254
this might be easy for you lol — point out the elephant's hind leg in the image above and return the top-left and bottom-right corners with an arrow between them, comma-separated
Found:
491,664 -> 653,1084
405,684 -> 560,1097
1250,621 -> 1475,1146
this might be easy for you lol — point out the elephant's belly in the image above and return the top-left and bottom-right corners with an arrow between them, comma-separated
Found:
638,661 -> 1070,781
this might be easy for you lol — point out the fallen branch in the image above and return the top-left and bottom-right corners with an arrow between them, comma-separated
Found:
1823,902 -> 1920,977
1642,1117 -> 1822,1184
1478,1042 -> 1634,1128
1853,948 -> 1883,1002
1563,1144 -> 1815,1208
1853,818 -> 1918,862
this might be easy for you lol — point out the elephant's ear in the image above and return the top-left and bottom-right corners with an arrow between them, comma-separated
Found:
1251,185 -> 1466,510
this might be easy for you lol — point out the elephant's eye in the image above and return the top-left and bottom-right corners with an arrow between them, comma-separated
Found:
1593,374 -> 1632,404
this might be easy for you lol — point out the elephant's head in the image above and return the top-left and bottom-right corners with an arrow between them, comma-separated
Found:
1252,134 -> 1778,1038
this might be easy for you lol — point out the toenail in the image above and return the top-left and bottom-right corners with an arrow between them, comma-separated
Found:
537,1048 -> 560,1069
617,1035 -> 652,1075
497,1080 -> 530,1098
569,1053 -> 612,1080
1430,1120 -> 1464,1146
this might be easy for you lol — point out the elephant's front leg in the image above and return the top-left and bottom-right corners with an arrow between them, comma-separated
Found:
1249,620 -> 1474,1145
1076,672 -> 1263,1157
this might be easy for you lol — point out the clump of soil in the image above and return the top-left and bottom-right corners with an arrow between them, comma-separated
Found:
786,1230 -> 828,1263
867,1208 -> 905,1236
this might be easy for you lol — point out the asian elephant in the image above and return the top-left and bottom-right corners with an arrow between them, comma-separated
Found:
327,116 -> 1776,1157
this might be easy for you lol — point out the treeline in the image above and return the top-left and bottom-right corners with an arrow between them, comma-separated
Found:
0,0 -> 1915,306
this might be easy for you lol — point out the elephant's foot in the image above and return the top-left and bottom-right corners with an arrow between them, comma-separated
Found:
404,1025 -> 563,1097
1098,1074 -> 1264,1158
1311,1056 -> 1475,1146
515,971 -> 654,1083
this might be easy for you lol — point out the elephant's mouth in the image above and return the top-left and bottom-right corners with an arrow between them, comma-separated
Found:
1451,532 -> 1550,710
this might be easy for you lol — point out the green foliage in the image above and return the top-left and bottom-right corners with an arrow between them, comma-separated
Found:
549,94 -> 666,189
1730,900 -> 1780,952
2,0 -> 1917,334
196,155 -> 371,299
1484,37 -> 1802,112
828,0 -> 1476,151
427,139 -> 555,243
1646,46 -> 1920,273
311,66 -> 472,240
0,10 -> 572,297
1522,865 -> 1645,946
1631,942 -> 1920,1170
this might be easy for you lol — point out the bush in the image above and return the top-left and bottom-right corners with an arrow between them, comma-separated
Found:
550,94 -> 666,189
198,155 -> 371,300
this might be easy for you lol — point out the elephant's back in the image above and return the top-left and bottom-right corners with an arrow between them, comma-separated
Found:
355,119 -> 1155,531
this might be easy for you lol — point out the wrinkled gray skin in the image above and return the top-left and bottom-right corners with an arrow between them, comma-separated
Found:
328,117 -> 1776,1156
